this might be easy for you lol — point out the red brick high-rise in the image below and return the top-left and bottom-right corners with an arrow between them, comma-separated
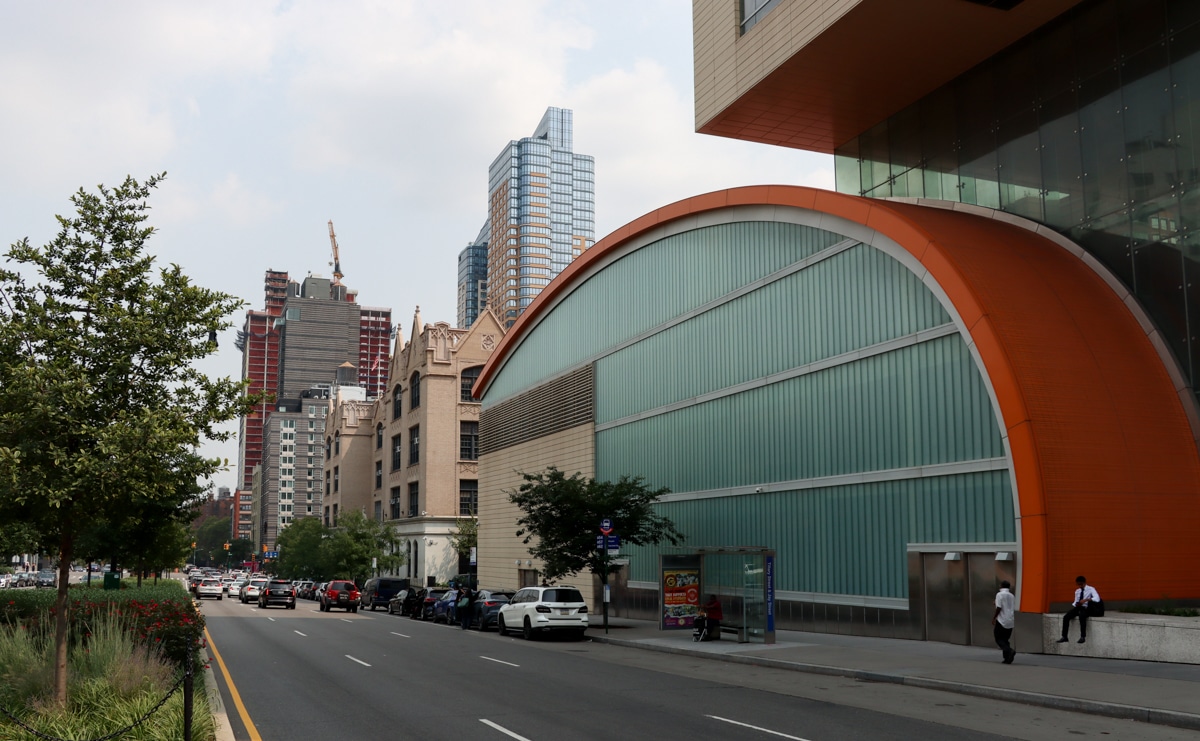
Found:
235,270 -> 288,491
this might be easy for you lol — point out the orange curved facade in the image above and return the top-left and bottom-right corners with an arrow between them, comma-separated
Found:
479,186 -> 1200,613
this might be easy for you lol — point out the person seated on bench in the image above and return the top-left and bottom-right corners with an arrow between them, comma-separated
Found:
1058,575 -> 1102,644
700,595 -> 723,641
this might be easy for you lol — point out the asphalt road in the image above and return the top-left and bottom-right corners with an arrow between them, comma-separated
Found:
200,592 -> 1012,741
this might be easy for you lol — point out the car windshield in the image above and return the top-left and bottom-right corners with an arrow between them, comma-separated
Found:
543,588 -> 584,603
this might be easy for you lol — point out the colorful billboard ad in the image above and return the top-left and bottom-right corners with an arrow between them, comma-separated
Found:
661,568 -> 701,629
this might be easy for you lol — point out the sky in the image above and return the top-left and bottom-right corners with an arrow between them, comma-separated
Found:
0,1 -> 833,496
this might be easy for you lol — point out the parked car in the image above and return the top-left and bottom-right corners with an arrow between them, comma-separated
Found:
387,587 -> 422,616
497,585 -> 588,640
468,589 -> 517,631
36,571 -> 56,588
196,578 -> 224,600
432,590 -> 460,624
313,582 -> 328,601
241,577 -> 269,604
320,580 -> 360,612
360,577 -> 408,611
296,580 -> 315,599
258,578 -> 297,609
410,588 -> 448,621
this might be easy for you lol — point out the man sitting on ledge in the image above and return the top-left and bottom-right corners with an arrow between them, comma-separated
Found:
1057,575 -> 1102,644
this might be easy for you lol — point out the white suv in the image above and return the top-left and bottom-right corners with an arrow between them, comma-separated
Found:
497,585 -> 588,640
196,578 -> 224,600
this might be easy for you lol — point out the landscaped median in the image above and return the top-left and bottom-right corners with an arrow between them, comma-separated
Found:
0,581 -> 215,741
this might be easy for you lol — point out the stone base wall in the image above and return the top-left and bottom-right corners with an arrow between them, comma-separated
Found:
1043,612 -> 1200,664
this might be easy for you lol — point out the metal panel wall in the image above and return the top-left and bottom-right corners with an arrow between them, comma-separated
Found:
597,335 -> 1003,490
619,472 -> 1014,599
595,244 -> 951,423
484,222 -> 844,404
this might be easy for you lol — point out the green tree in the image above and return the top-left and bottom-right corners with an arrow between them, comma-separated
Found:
195,516 -> 232,568
275,516 -> 329,580
323,510 -> 403,585
509,467 -> 683,594
0,175 -> 253,703
0,521 -> 39,565
448,512 -> 477,560
229,537 -> 255,565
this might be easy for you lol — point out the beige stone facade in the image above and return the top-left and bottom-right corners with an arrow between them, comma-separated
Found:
326,308 -> 505,586
476,423 -> 594,592
322,387 -> 376,524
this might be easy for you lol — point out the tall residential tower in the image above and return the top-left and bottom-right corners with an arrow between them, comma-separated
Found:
485,107 -> 595,326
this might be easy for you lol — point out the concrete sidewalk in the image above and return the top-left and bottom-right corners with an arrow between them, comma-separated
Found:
585,617 -> 1200,732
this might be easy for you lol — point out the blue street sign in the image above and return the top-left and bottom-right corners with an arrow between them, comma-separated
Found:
600,518 -> 613,535
265,551 -> 279,559
595,535 -> 620,550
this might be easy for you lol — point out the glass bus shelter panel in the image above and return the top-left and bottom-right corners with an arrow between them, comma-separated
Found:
696,550 -> 776,645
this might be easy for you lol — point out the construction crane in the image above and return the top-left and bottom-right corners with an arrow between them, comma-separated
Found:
327,220 -> 343,285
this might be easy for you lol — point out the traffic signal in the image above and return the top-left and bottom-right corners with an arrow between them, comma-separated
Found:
223,543 -> 230,551
262,544 -> 267,553
191,542 -> 196,549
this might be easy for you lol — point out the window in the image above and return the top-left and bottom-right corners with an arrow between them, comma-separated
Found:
408,425 -> 420,465
391,435 -> 402,471
461,366 -> 482,401
376,423 -> 383,449
459,480 -> 478,516
374,500 -> 383,522
334,431 -> 340,456
410,372 -> 421,408
408,482 -> 419,517
333,466 -> 339,493
392,384 -> 402,419
325,470 -> 330,497
325,437 -> 331,457
375,461 -> 382,489
460,421 -> 478,460
390,486 -> 401,520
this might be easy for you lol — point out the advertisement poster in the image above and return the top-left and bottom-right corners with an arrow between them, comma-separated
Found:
662,568 -> 701,628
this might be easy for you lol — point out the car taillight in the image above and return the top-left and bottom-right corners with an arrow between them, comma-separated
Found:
579,606 -> 588,613
535,606 -> 552,613
484,601 -> 497,606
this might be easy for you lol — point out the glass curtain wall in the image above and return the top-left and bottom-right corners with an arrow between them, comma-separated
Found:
834,0 -> 1200,394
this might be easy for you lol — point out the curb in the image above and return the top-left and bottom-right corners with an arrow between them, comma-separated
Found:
201,648 -> 237,741
588,635 -> 1200,732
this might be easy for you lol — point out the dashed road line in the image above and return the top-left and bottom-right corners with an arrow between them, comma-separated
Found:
340,618 -> 354,623
345,655 -> 371,667
480,719 -> 532,740
294,630 -> 307,637
390,632 -> 410,638
480,656 -> 520,668
705,715 -> 809,740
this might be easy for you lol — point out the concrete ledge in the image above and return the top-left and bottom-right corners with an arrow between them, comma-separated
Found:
1043,612 -> 1200,663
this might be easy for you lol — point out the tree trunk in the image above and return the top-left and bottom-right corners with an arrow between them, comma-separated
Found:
53,529 -> 73,705
136,561 -> 143,587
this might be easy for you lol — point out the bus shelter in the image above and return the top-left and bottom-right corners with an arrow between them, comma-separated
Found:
659,547 -> 775,644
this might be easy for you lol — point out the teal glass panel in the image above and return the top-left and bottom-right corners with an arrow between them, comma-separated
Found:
621,470 -> 1015,598
595,245 -> 951,423
596,334 -> 1002,491
484,222 -> 844,404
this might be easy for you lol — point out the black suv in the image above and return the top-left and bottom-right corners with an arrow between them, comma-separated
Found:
258,579 -> 297,609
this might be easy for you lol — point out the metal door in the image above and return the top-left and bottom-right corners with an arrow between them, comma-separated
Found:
922,553 -> 968,645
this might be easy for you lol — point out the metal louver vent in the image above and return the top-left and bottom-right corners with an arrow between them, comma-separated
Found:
480,365 -> 594,455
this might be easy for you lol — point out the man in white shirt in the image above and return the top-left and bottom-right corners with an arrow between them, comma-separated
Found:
992,580 -> 1016,664
1057,575 -> 1101,644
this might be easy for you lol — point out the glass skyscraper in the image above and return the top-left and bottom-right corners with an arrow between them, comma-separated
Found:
485,107 -> 595,326
456,221 -> 489,329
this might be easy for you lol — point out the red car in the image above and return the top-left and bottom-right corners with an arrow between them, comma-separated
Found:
320,580 -> 360,612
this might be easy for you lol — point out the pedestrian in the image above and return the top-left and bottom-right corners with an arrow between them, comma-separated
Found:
1058,575 -> 1102,644
992,580 -> 1016,664
458,585 -> 475,630
701,594 -> 723,641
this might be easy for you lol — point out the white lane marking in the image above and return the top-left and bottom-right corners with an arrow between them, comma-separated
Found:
390,632 -> 410,638
294,630 -> 307,637
705,715 -> 811,740
267,617 -> 275,622
309,609 -> 320,613
479,719 -> 532,740
340,618 -> 353,623
345,655 -> 371,667
480,656 -> 520,668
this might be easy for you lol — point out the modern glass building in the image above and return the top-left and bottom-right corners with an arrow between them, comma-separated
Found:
486,107 -> 595,326
457,222 -> 488,329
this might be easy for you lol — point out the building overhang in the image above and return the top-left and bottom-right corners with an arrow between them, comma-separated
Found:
694,0 -> 1084,153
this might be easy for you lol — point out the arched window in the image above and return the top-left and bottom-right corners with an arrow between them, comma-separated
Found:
325,436 -> 332,457
460,365 -> 483,402
410,371 -> 421,409
375,423 -> 384,449
334,431 -> 341,456
392,384 -> 402,419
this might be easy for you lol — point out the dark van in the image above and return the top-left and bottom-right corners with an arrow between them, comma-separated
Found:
361,577 -> 409,611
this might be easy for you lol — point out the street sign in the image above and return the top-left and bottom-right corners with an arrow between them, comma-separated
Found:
264,550 -> 278,559
599,518 -> 613,535
595,535 -> 620,550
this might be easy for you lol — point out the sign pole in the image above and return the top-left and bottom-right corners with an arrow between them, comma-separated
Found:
599,518 -> 613,634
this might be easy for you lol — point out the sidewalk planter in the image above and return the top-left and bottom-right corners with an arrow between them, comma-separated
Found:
1042,612 -> 1200,663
